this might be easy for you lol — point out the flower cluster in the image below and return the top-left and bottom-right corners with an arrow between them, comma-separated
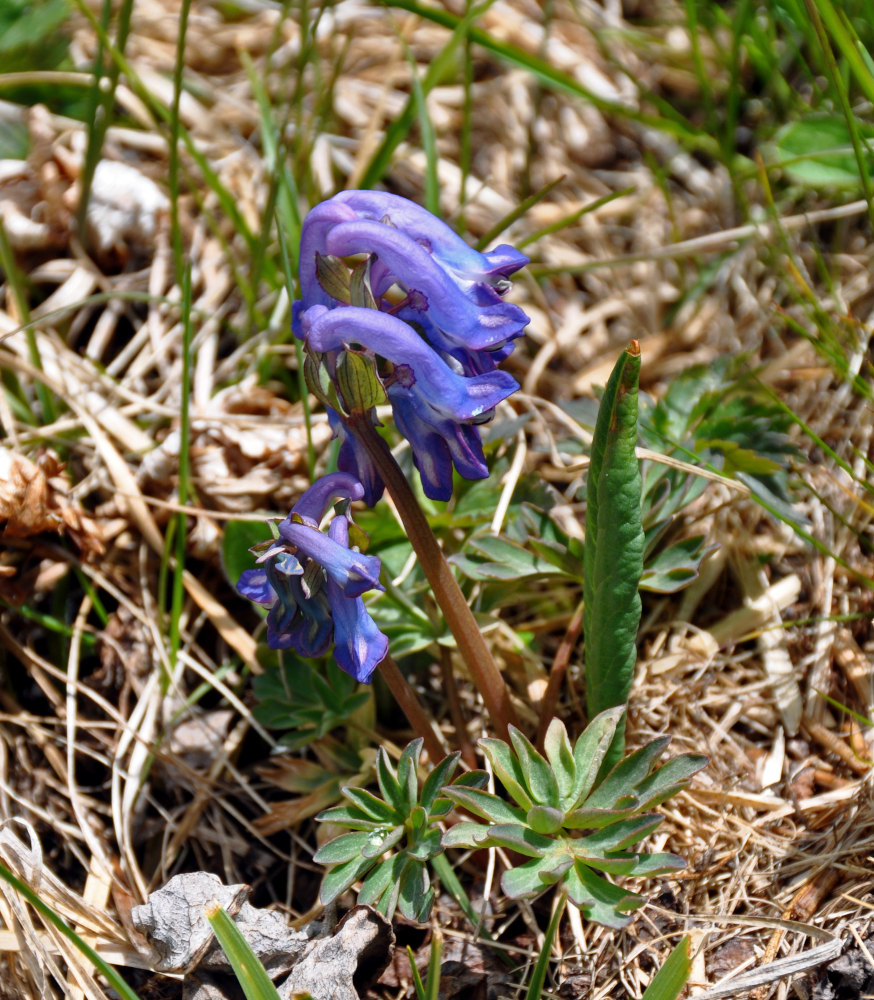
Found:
236,473 -> 387,682
294,191 -> 530,503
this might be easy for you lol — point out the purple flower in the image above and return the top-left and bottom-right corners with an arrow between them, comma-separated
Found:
236,473 -> 388,682
302,305 -> 518,501
297,190 -> 529,369
294,191 -> 530,502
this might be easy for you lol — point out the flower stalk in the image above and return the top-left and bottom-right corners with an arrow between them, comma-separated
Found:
377,654 -> 445,763
348,411 -> 517,740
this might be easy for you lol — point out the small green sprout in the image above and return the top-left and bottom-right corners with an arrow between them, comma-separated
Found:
441,707 -> 707,928
314,738 -> 487,922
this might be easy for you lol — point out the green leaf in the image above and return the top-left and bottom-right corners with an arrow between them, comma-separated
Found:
312,831 -> 371,865
358,853 -> 404,909
420,752 -> 461,813
398,861 -> 433,923
441,820 -> 493,848
509,726 -> 559,807
562,863 -> 645,928
768,116 -> 874,188
620,852 -> 687,877
635,753 -> 708,811
526,805 -> 565,835
221,519 -> 273,590
475,823 -> 554,858
205,904 -> 282,1000
397,739 -> 423,813
479,738 -> 533,809
584,344 -> 644,763
375,748 -> 404,814
319,854 -> 375,905
563,805 -> 641,830
586,737 -> 671,810
569,706 -> 625,808
501,853 -> 571,899
640,535 -> 713,593
543,718 -> 576,803
316,804 -> 384,831
451,535 -> 564,581
340,787 -> 398,824
573,814 -> 664,854
441,786 -> 525,825
361,825 -> 406,860
641,936 -> 691,1000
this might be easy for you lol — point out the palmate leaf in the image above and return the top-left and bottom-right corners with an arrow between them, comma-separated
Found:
315,739 -> 468,922
441,709 -> 705,929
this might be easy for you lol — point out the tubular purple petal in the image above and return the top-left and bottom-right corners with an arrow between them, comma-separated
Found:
325,517 -> 388,682
324,220 -> 529,351
290,471 -> 366,524
330,190 -> 528,286
278,518 -> 383,598
302,305 -> 518,421
298,199 -> 358,308
236,568 -> 275,606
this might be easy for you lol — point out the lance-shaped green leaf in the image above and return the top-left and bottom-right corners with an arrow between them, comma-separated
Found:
501,851 -> 573,898
509,726 -> 559,807
479,737 -> 533,809
634,753 -> 709,811
442,785 -> 527,825
564,864 -> 645,928
573,813 -> 664,854
584,343 -> 644,767
543,718 -> 576,804
585,737 -> 672,811
569,706 -> 625,808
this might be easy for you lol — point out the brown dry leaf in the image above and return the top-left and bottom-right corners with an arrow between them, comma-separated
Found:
0,448 -> 104,555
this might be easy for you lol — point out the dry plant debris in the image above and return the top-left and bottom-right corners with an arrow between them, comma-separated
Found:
0,0 -> 872,998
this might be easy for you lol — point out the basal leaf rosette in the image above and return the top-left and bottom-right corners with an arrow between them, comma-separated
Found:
314,738 -> 487,923
441,707 -> 707,928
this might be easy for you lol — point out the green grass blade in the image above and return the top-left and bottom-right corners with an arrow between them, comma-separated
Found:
382,0 -> 717,153
524,894 -> 565,1000
407,43 -> 440,217
0,862 -> 141,1000
359,0 -> 498,190
641,936 -> 691,1000
584,343 -> 644,759
76,0 -> 135,243
810,0 -> 874,106
516,187 -> 635,251
205,903 -> 284,1000
0,216 -> 53,424
407,927 -> 442,1000
475,174 -> 565,250
169,264 -> 194,672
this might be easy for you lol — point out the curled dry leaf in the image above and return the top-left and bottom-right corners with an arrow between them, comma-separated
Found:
0,447 -> 105,555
